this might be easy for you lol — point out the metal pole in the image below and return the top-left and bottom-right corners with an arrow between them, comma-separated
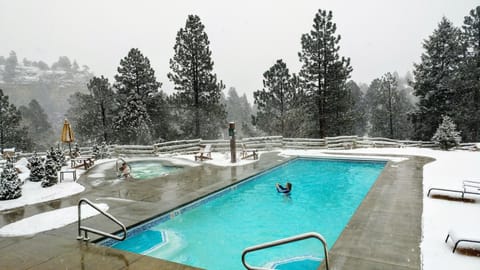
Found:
229,122 -> 236,163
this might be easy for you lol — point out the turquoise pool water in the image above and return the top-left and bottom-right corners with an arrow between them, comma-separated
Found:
128,161 -> 181,179
105,158 -> 386,269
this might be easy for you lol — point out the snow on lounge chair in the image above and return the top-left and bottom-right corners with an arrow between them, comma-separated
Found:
240,143 -> 258,160
195,144 -> 212,161
427,180 -> 480,200
445,224 -> 480,253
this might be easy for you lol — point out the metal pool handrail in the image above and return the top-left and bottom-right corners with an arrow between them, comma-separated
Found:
77,198 -> 127,242
241,232 -> 329,270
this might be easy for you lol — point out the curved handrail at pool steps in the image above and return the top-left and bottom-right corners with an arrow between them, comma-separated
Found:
77,198 -> 127,242
241,232 -> 329,270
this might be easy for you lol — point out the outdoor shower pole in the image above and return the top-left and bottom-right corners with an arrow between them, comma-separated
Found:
229,122 -> 236,163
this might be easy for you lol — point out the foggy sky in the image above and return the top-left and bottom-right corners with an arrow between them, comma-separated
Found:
0,0 -> 478,101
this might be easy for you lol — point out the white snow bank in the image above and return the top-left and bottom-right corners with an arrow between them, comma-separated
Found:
0,203 -> 108,237
0,181 -> 85,211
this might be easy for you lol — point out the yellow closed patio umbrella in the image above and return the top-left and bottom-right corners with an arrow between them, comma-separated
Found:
61,119 -> 75,156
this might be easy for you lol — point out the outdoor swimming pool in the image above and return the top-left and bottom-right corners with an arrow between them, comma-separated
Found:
102,158 -> 386,269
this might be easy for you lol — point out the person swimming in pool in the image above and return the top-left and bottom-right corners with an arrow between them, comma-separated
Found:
276,182 -> 292,194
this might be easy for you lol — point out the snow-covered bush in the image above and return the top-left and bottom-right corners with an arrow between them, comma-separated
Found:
0,160 -> 22,200
432,115 -> 461,150
92,143 -> 100,159
99,141 -> 111,159
72,142 -> 81,158
41,158 -> 58,188
27,152 -> 45,182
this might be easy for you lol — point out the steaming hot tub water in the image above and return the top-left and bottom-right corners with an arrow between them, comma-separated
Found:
127,161 -> 182,179
102,158 -> 386,269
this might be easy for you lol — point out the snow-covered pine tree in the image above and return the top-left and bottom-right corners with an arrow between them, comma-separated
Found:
99,141 -> 110,159
27,152 -> 45,182
92,143 -> 100,159
411,17 -> 464,140
72,142 -> 80,158
457,6 -> 480,141
253,60 -> 298,137
168,15 -> 226,139
0,159 -> 22,200
298,9 -> 353,138
365,73 -> 414,139
86,76 -> 116,143
0,89 -> 33,152
41,158 -> 58,188
113,95 -> 153,144
432,115 -> 461,150
55,145 -> 66,170
113,48 -> 164,143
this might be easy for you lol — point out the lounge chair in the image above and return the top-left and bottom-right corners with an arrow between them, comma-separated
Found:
427,180 -> 480,200
195,144 -> 212,161
240,143 -> 258,160
445,225 -> 480,253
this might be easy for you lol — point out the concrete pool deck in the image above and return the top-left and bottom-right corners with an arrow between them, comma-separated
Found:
0,151 -> 432,270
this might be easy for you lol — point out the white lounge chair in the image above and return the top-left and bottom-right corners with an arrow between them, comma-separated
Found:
195,144 -> 212,161
445,224 -> 480,253
240,143 -> 258,160
427,180 -> 480,200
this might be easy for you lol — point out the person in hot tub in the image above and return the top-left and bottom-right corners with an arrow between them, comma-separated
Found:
119,162 -> 131,179
276,182 -> 292,194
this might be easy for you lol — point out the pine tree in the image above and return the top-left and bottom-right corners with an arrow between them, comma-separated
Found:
19,99 -> 54,151
457,6 -> 480,141
0,89 -> 32,152
113,48 -> 164,143
41,158 -> 58,188
365,73 -> 414,139
114,48 -> 161,104
345,80 -> 367,136
99,141 -> 110,159
298,9 -> 353,138
168,15 -> 226,139
432,115 -> 461,150
0,160 -> 22,200
92,143 -> 100,159
87,76 -> 116,143
55,145 -> 66,170
411,17 -> 465,140
253,60 -> 298,137
28,152 -> 45,182
113,95 -> 153,144
3,51 -> 18,82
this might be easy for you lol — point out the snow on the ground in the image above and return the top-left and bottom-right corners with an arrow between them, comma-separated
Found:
0,160 -> 86,211
0,203 -> 108,237
1,148 -> 480,269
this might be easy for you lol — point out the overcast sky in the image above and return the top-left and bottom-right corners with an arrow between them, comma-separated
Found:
1,0 -> 478,101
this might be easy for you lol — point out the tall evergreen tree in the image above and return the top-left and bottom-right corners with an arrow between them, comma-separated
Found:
365,73 -> 414,139
87,76 -> 116,143
411,17 -> 465,140
225,87 -> 255,138
168,15 -> 226,139
457,6 -> 480,141
113,95 -> 153,144
114,48 -> 161,104
253,59 -> 298,137
114,48 -> 166,143
298,9 -> 353,138
19,99 -> 54,151
0,89 -> 32,152
66,92 -> 98,143
3,51 -> 18,83
345,80 -> 367,136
